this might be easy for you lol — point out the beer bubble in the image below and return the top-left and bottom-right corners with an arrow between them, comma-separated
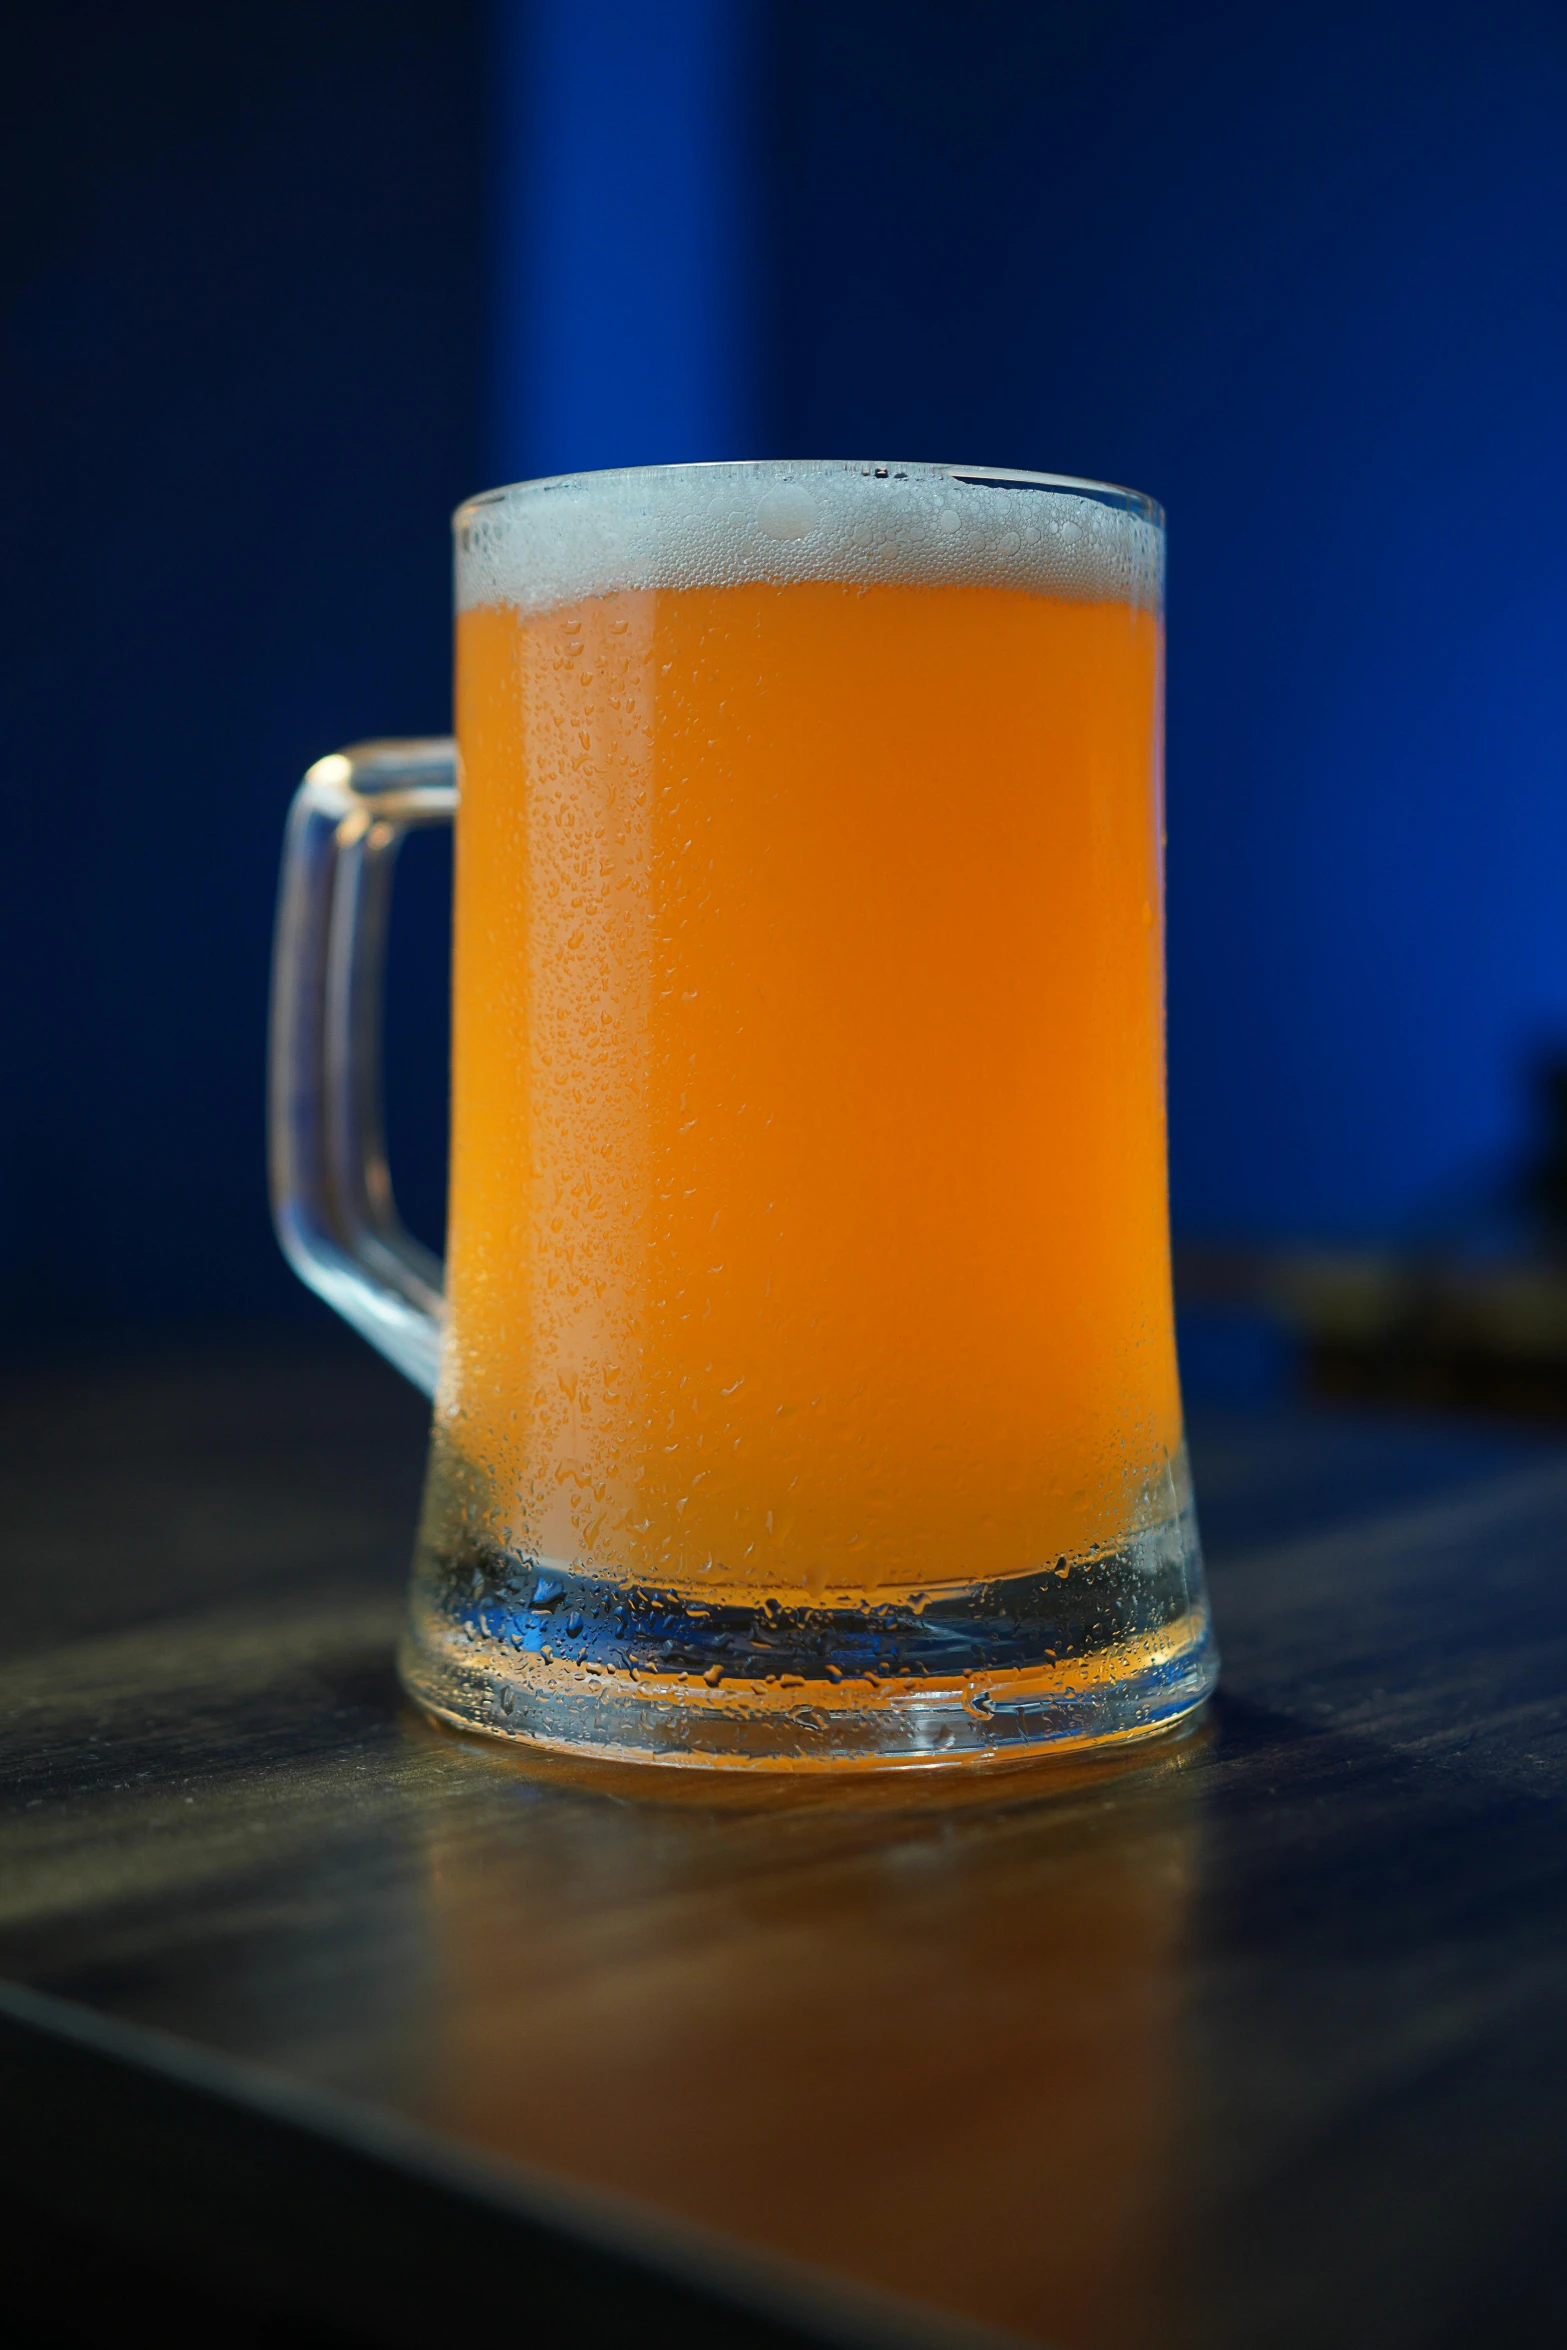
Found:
757,486 -> 819,541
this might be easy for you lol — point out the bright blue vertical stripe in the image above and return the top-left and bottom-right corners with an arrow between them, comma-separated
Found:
488,0 -> 759,486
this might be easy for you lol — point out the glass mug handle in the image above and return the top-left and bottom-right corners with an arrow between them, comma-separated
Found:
269,739 -> 456,1396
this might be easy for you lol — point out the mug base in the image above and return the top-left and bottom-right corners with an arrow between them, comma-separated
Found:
397,1462 -> 1217,1771
400,1625 -> 1217,1772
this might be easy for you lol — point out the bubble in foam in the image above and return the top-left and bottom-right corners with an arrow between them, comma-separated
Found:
455,459 -> 1164,614
757,485 -> 820,542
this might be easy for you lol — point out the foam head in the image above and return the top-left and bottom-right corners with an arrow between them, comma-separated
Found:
455,459 -> 1164,613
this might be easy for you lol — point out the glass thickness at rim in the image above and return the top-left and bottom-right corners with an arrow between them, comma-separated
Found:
455,457 -> 1165,532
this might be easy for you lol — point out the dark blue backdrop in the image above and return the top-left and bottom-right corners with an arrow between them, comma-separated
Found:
5,0 -> 1565,1338
1,0 -> 479,1332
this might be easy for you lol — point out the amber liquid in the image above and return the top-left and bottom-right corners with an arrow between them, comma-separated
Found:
440,578 -> 1179,1609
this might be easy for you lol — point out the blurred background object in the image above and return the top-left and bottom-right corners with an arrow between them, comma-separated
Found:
1180,1051 -> 1567,1419
4,0 -> 1567,1419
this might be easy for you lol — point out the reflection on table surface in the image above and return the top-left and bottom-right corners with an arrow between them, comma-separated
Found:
412,1722 -> 1205,2350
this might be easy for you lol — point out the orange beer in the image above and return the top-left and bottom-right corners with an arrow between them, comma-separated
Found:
398,463 -> 1212,1765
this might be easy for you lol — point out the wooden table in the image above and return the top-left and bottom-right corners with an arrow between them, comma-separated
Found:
2,1336 -> 1565,2348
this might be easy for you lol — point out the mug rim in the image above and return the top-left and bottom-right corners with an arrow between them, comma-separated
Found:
453,458 -> 1164,536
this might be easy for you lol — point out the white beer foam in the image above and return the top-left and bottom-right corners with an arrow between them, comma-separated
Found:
455,459 -> 1163,614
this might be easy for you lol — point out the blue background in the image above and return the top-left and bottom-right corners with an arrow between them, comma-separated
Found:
3,0 -> 1566,1339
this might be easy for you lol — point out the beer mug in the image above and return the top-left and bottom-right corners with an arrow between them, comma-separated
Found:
270,460 -> 1216,1769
